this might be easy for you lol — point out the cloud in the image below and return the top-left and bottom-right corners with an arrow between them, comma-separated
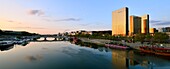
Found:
7,20 -> 14,22
150,20 -> 170,26
79,23 -> 92,26
153,21 -> 170,25
28,10 -> 44,16
55,18 -> 81,21
43,18 -> 81,22
12,27 -> 46,29
150,20 -> 161,23
26,55 -> 43,62
6,20 -> 22,24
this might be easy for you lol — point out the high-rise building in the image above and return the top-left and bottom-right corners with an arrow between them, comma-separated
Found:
112,7 -> 129,36
141,14 -> 149,34
129,16 -> 141,35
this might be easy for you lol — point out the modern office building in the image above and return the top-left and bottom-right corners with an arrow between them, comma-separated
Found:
129,16 -> 141,35
141,14 -> 149,34
112,7 -> 129,36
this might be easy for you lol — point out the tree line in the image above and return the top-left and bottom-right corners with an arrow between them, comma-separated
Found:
0,29 -> 39,36
69,32 -> 169,44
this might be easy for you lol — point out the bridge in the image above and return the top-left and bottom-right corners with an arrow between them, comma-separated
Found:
35,35 -> 69,41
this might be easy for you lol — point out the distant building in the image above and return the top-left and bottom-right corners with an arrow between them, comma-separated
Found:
158,27 -> 170,32
165,27 -> 170,32
150,28 -> 157,34
141,14 -> 149,34
129,16 -> 141,35
69,32 -> 76,35
158,28 -> 164,32
112,7 -> 129,36
91,30 -> 112,36
69,30 -> 112,36
158,27 -> 170,37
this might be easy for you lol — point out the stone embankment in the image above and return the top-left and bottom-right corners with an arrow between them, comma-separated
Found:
79,38 -> 170,50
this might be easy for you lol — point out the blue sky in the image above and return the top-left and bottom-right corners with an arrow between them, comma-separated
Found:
0,0 -> 170,34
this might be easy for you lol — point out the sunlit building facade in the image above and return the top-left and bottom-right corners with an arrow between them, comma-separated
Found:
129,16 -> 141,36
150,28 -> 156,34
141,14 -> 149,34
112,7 -> 129,36
111,50 -> 129,69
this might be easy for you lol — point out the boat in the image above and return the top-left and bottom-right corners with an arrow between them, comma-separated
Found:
0,41 -> 14,47
13,39 -> 29,45
70,37 -> 81,44
139,46 -> 170,56
105,42 -> 131,50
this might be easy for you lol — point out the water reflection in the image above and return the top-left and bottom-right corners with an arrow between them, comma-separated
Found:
21,42 -> 29,46
0,42 -> 29,52
72,41 -> 111,52
74,41 -> 170,69
26,54 -> 43,62
111,50 -> 129,69
110,49 -> 170,69
42,47 -> 48,50
0,41 -> 169,69
0,45 -> 14,51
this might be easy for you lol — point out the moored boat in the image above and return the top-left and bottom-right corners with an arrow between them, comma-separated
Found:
139,46 -> 170,56
70,37 -> 81,44
0,41 -> 14,47
105,42 -> 131,50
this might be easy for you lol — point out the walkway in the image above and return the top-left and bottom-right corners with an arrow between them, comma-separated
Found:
79,38 -> 170,50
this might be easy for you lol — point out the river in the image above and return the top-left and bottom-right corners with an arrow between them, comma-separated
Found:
0,41 -> 170,69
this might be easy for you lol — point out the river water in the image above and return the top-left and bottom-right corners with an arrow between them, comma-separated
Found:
0,41 -> 170,69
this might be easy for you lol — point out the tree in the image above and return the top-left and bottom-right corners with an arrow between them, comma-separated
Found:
145,34 -> 152,41
0,29 -> 3,34
134,33 -> 145,44
153,32 -> 169,43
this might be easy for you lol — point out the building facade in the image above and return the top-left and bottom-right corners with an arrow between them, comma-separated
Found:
141,14 -> 149,34
158,27 -> 170,32
129,16 -> 141,35
112,7 -> 129,36
158,27 -> 170,37
150,28 -> 157,34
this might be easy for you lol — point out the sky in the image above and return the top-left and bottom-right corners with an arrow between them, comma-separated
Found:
0,0 -> 170,34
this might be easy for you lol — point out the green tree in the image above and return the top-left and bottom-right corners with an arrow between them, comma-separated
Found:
134,33 -> 145,44
153,32 -> 169,43
0,29 -> 3,34
145,34 -> 152,41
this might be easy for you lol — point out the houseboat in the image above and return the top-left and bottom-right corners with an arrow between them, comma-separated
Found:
0,41 -> 14,47
139,46 -> 170,56
105,42 -> 131,50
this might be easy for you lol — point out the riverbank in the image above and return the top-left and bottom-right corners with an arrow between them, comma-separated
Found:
79,38 -> 170,50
